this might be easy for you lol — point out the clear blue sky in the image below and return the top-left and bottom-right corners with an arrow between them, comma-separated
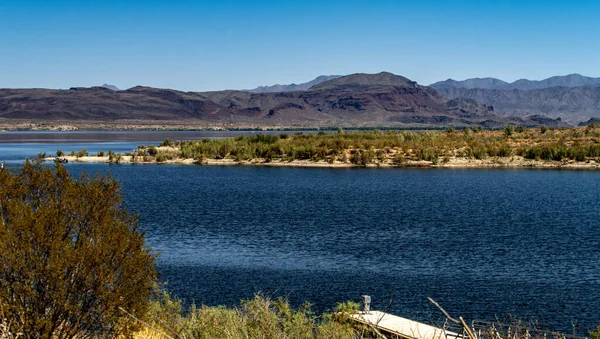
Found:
1,0 -> 599,91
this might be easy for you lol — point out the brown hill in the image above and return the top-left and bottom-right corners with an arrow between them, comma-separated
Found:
0,72 -> 566,128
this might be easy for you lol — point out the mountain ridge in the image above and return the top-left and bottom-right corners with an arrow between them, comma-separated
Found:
439,86 -> 600,124
0,72 -> 561,128
246,75 -> 341,93
431,74 -> 600,90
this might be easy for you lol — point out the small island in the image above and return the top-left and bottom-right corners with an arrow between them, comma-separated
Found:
48,125 -> 600,169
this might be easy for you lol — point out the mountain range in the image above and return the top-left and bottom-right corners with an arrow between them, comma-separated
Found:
427,74 -> 600,124
0,72 -> 562,128
430,74 -> 600,90
246,75 -> 341,93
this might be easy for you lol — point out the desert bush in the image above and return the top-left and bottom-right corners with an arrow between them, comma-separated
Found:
463,127 -> 472,138
159,139 -> 174,147
0,159 -> 157,338
56,149 -> 64,157
76,149 -> 89,158
590,326 -> 600,339
147,146 -> 158,156
155,150 -> 179,163
415,148 -> 439,162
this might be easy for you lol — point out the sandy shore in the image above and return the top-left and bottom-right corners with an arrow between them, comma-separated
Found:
46,155 -> 600,169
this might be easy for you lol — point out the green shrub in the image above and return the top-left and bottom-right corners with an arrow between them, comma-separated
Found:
590,325 -> 600,339
497,147 -> 512,157
97,150 -> 105,157
56,149 -> 64,157
146,292 -> 362,339
76,149 -> 89,158
147,146 -> 158,156
463,127 -> 472,138
0,159 -> 157,338
155,150 -> 179,163
159,139 -> 174,147
415,148 -> 439,162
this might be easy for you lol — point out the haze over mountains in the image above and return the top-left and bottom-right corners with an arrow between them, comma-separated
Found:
429,74 -> 600,124
246,75 -> 341,93
430,74 -> 600,90
0,72 -> 562,128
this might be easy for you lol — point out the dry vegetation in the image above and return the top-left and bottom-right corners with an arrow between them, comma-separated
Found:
58,125 -> 600,169
131,292 -> 370,339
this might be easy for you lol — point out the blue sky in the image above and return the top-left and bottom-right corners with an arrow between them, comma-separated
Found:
1,0 -> 599,91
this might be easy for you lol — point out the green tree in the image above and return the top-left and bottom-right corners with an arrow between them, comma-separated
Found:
0,160 -> 157,338
504,125 -> 515,137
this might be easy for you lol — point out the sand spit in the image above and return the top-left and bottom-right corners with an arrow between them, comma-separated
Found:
46,155 -> 600,170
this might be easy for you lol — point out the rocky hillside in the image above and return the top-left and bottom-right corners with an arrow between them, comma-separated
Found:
439,86 -> 600,124
430,74 -> 600,124
0,72 -> 565,128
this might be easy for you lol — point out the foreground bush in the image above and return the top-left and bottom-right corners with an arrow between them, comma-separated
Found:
143,292 -> 368,339
0,160 -> 157,338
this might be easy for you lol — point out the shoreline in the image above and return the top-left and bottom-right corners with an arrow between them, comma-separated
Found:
46,155 -> 600,170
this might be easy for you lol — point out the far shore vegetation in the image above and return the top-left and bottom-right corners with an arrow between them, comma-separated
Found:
53,125 -> 600,168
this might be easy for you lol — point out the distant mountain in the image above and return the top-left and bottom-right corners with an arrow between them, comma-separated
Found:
246,75 -> 342,93
440,86 -> 600,124
431,74 -> 600,91
508,74 -> 600,90
0,72 -> 565,128
310,72 -> 420,90
202,72 -> 562,128
100,84 -> 120,91
431,78 -> 509,90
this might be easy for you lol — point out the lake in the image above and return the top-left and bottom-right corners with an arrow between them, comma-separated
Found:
1,131 -> 599,334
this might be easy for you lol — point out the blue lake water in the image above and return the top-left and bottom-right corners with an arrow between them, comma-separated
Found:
1,132 -> 599,334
